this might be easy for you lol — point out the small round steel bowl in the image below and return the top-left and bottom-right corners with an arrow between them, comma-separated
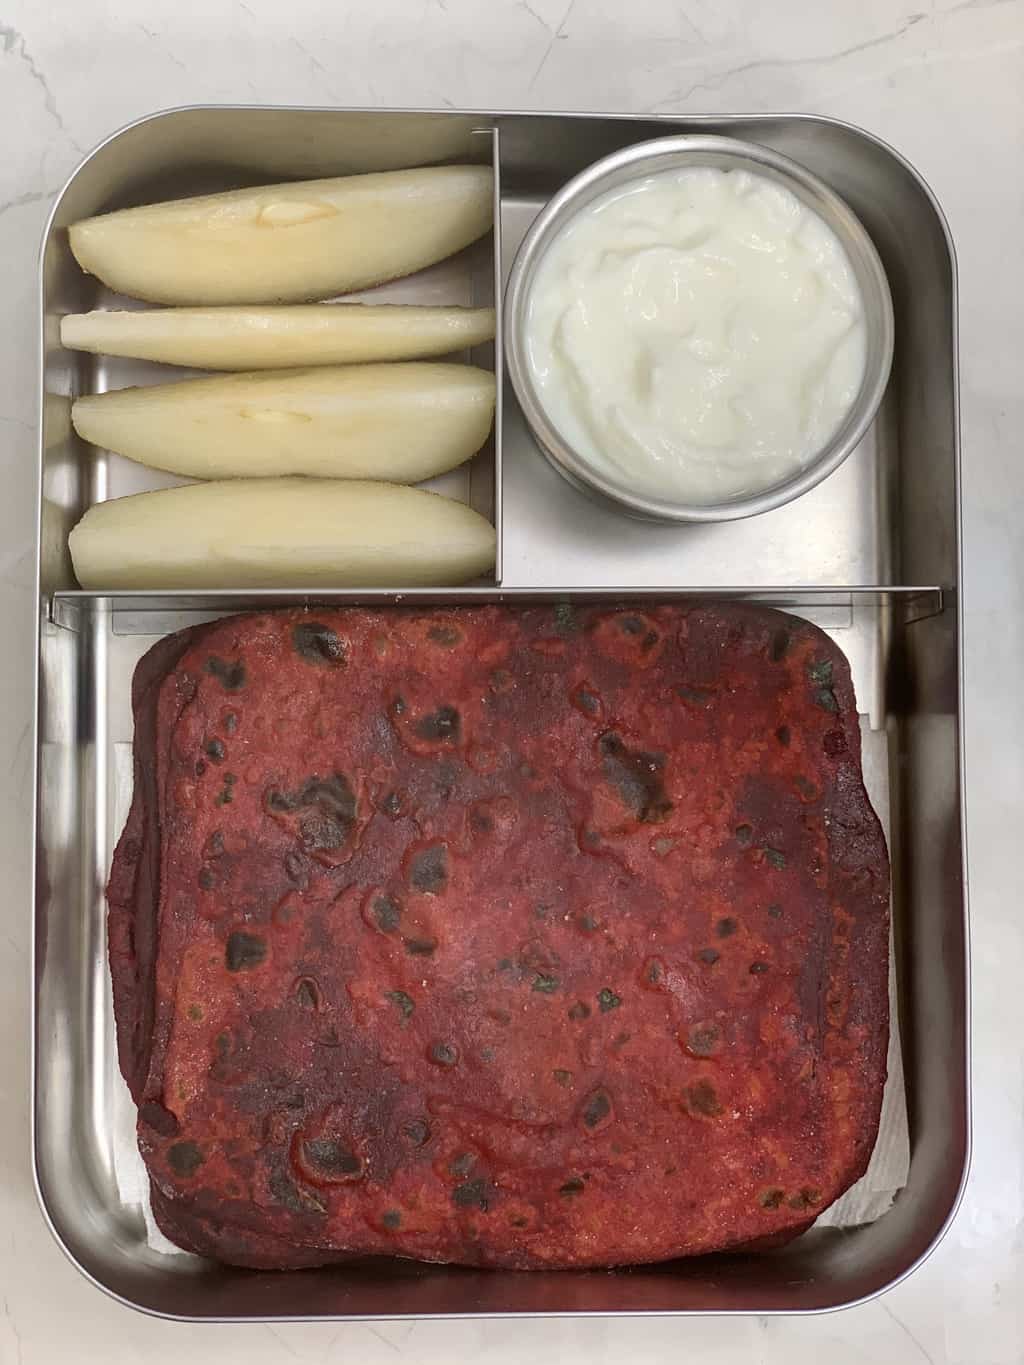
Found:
504,134 -> 894,523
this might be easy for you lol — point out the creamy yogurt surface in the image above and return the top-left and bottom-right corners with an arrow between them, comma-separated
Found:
523,166 -> 868,505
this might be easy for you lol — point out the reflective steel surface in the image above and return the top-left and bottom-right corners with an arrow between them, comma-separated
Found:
33,106 -> 964,1320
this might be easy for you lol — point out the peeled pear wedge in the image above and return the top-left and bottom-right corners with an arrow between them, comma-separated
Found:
69,479 -> 496,589
68,166 -> 494,305
71,363 -> 495,482
60,304 -> 495,370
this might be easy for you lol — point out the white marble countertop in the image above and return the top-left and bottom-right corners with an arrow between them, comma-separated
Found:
2,0 -> 1022,1360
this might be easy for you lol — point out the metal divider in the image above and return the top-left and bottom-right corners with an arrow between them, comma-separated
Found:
471,123 -> 503,585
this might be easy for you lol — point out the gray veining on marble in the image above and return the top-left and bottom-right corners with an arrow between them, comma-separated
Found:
2,0 -> 1022,1359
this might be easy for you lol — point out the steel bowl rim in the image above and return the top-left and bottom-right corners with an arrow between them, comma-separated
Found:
504,132 -> 895,524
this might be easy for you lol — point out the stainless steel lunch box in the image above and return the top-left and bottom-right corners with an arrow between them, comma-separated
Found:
33,106 -> 966,1320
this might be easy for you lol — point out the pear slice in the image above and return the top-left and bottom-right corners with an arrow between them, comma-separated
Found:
72,363 -> 495,482
69,479 -> 496,588
60,304 -> 495,370
69,165 -> 494,305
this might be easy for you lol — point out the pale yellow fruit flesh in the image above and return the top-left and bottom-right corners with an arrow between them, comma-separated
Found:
71,363 -> 495,482
69,479 -> 496,589
68,166 -> 494,305
60,304 -> 495,370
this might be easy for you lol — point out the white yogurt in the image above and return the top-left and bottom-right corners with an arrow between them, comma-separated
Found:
524,166 -> 868,505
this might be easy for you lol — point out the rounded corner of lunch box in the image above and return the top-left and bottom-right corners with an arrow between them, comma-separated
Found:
38,106 -> 200,253
29,1133 -> 221,1324
795,111 -> 960,282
